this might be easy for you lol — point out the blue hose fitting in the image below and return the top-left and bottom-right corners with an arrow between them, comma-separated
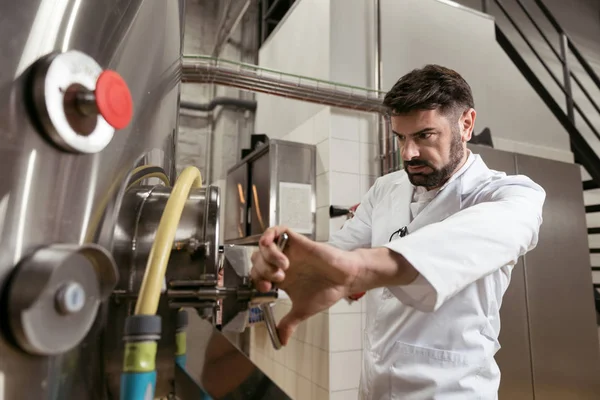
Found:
120,315 -> 161,400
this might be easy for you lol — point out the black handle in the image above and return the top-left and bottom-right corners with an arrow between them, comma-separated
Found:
329,205 -> 351,218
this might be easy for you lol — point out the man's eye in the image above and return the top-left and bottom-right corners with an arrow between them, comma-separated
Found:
417,133 -> 432,140
395,135 -> 405,141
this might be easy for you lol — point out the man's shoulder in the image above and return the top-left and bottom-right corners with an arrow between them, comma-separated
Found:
374,169 -> 409,187
468,154 -> 545,198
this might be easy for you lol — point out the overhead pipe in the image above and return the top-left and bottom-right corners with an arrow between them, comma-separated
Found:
180,97 -> 257,112
182,55 -> 386,183
181,58 -> 386,113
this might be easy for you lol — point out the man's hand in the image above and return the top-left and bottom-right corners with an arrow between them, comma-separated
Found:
250,226 -> 359,345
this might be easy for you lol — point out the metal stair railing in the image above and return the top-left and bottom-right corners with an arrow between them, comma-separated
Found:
486,0 -> 600,185
481,0 -> 600,313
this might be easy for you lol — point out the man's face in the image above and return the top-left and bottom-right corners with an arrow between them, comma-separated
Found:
391,108 -> 475,189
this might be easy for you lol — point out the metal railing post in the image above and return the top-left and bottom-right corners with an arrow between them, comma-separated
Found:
481,0 -> 489,13
559,33 -> 575,123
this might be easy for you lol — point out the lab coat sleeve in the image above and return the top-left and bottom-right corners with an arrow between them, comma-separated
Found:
328,179 -> 379,251
384,176 -> 546,312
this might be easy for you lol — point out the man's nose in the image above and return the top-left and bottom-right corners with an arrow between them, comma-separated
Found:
401,140 -> 419,161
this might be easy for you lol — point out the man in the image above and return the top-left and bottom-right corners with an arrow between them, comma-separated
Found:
250,65 -> 546,399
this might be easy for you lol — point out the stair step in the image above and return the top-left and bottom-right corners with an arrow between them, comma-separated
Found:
590,248 -> 600,253
586,205 -> 600,213
589,228 -> 600,234
583,180 -> 600,190
593,267 -> 600,271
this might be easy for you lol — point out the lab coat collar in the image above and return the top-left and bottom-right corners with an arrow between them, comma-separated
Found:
403,152 -> 492,234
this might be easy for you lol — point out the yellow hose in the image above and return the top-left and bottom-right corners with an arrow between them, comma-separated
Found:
84,165 -> 170,243
125,171 -> 169,191
134,166 -> 203,315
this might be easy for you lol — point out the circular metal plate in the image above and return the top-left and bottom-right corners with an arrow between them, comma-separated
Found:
32,50 -> 116,153
8,243 -> 118,356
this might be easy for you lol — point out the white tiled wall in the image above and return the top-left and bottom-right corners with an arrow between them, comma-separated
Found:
250,107 -> 337,398
249,106 -> 379,399
251,300 -> 369,399
327,297 -> 366,395
329,109 -> 378,240
251,0 -> 380,397
250,299 -> 331,399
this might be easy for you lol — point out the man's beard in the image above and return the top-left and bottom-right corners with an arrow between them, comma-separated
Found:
404,132 -> 464,188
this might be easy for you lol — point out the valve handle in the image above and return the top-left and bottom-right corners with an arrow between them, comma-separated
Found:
260,233 -> 288,350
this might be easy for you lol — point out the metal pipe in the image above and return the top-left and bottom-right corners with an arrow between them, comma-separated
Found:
374,0 -> 387,176
260,0 -> 268,44
212,0 -> 253,57
481,0 -> 489,13
206,75 -> 377,108
212,0 -> 236,56
182,55 -> 386,181
392,121 -> 399,172
206,111 -> 214,185
180,97 -> 257,112
182,57 -> 384,113
387,120 -> 395,173
560,33 -> 575,123
207,0 -> 253,184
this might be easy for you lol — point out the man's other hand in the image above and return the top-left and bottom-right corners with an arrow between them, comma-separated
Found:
250,226 -> 359,345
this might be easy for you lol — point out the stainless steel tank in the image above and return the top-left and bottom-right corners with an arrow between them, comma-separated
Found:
0,1 -> 292,399
0,1 -> 185,398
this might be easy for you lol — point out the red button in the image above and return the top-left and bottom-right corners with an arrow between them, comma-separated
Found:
95,70 -> 133,130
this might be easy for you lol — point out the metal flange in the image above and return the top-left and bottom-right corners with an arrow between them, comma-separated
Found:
7,243 -> 118,356
30,50 -> 133,153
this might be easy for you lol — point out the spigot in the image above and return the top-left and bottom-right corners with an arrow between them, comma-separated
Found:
212,235 -> 288,350
164,235 -> 288,350
257,233 -> 288,350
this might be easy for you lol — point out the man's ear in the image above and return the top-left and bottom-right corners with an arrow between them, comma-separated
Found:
461,108 -> 476,142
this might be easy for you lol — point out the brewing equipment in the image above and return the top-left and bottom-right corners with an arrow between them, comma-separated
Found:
0,1 -> 288,399
224,139 -> 317,245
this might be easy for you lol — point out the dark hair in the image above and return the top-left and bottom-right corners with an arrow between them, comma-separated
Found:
382,64 -> 474,116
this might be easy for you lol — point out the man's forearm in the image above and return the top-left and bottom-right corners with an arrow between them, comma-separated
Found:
349,247 -> 419,293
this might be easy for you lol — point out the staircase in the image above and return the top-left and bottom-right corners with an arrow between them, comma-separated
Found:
484,0 -> 600,316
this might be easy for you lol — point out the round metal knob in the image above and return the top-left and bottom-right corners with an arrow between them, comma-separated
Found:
55,282 -> 86,315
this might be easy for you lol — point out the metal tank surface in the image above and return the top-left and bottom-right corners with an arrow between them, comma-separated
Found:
0,1 -> 292,399
0,1 -> 184,398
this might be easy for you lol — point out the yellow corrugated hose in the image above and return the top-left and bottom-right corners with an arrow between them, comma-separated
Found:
125,171 -> 169,192
134,166 -> 203,315
84,165 -> 170,243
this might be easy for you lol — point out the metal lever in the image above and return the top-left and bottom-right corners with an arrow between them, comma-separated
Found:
260,233 -> 289,350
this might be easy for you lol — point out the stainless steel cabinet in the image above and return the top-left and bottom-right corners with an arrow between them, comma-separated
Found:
471,144 -> 600,399
225,139 -> 316,244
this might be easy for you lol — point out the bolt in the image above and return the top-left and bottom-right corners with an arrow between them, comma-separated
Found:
56,282 -> 86,315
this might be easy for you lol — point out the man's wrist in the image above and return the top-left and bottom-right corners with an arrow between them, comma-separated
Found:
348,247 -> 389,293
348,247 -> 418,294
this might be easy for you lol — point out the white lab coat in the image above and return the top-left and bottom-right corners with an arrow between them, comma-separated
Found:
329,153 -> 545,400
